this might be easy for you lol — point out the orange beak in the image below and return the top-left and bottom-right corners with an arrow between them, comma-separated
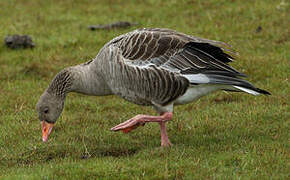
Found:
42,121 -> 54,142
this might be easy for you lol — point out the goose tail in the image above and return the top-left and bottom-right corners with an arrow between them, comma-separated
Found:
183,71 -> 271,96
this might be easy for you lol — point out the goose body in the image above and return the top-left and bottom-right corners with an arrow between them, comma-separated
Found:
37,28 -> 270,146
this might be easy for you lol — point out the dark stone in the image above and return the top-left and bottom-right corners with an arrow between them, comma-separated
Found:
4,34 -> 35,49
256,26 -> 262,33
88,21 -> 138,31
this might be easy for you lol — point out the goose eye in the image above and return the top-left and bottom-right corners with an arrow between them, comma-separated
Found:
44,108 -> 49,114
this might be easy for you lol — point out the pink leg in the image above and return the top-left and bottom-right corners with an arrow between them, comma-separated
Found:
111,112 -> 173,147
159,121 -> 172,147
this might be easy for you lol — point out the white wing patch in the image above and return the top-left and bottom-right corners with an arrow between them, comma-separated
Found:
182,73 -> 210,84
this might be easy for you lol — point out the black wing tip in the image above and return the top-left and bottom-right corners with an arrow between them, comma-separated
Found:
256,88 -> 271,95
184,42 -> 235,63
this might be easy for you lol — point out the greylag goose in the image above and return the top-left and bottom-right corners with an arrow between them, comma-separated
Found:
36,28 -> 270,147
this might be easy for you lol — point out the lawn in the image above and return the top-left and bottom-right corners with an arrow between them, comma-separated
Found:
0,0 -> 289,179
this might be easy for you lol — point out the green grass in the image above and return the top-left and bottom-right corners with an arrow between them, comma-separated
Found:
0,0 -> 289,179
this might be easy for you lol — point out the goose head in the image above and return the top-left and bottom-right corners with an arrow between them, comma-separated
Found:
36,91 -> 64,142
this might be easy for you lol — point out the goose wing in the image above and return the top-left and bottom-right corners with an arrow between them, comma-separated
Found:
108,28 -> 243,75
101,28 -> 245,106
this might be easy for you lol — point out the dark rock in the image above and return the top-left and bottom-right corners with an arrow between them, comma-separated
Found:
4,35 -> 35,49
256,26 -> 262,33
88,21 -> 138,31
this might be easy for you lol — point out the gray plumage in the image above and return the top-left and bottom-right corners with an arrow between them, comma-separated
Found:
37,28 -> 270,125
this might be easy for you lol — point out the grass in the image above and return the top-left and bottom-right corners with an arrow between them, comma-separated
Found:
0,0 -> 289,179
